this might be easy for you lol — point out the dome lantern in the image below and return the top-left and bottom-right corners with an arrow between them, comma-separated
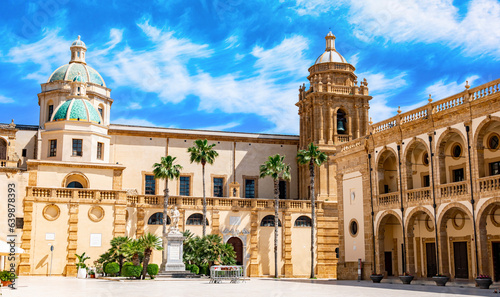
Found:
70,35 -> 87,64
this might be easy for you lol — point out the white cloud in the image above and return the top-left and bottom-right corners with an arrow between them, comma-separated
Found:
422,75 -> 480,100
0,95 -> 14,104
360,71 -> 408,122
127,102 -> 142,110
196,122 -> 240,131
347,0 -> 500,59
224,35 -> 239,49
292,0 -> 345,16
112,117 -> 156,127
6,29 -> 70,82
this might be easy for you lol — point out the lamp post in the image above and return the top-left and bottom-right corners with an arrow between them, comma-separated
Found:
49,244 -> 54,276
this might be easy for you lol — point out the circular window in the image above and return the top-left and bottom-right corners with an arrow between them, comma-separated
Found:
491,206 -> 500,227
424,215 -> 434,232
451,143 -> 462,159
88,206 -> 105,222
488,134 -> 500,151
452,212 -> 465,230
422,152 -> 429,166
349,219 -> 359,237
43,204 -> 61,221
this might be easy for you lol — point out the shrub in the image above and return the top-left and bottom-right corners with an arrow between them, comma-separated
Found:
147,264 -> 159,279
122,262 -> 142,278
189,264 -> 199,275
104,262 -> 120,276
199,264 -> 209,276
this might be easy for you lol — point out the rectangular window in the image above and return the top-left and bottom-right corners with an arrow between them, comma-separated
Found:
72,139 -> 82,156
490,162 -> 500,176
453,168 -> 465,182
22,149 -> 27,157
213,177 -> 224,197
98,108 -> 103,118
49,139 -> 57,157
48,105 -> 54,121
423,175 -> 430,187
97,142 -> 103,160
180,176 -> 190,196
245,179 -> 255,198
145,175 -> 156,195
279,180 -> 287,199
384,184 -> 389,194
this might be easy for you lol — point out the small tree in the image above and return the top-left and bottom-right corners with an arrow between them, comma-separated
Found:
153,155 -> 183,270
139,233 -> 163,280
109,236 -> 130,272
259,154 -> 291,278
297,142 -> 327,279
187,139 -> 219,236
75,252 -> 90,270
124,239 -> 144,266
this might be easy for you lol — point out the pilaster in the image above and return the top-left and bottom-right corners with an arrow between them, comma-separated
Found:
248,211 -> 260,276
136,207 -> 145,237
19,196 -> 34,275
283,211 -> 293,277
64,202 -> 79,277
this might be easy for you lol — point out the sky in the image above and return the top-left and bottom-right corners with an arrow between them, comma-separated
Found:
1,0 -> 500,135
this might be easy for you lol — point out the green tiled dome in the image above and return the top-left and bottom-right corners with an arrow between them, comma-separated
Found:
51,99 -> 102,124
48,63 -> 105,86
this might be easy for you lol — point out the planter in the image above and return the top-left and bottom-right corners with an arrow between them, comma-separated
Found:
1,280 -> 12,287
370,274 -> 384,283
399,275 -> 414,284
475,278 -> 492,289
77,268 -> 87,279
432,276 -> 449,286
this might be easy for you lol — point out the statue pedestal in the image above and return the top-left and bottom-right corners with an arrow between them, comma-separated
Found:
165,232 -> 185,272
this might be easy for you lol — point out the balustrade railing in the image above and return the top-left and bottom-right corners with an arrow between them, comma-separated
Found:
406,187 -> 431,203
478,175 -> 500,192
377,192 -> 400,206
439,181 -> 468,198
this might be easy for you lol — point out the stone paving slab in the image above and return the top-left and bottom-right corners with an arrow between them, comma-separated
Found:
1,276 -> 497,297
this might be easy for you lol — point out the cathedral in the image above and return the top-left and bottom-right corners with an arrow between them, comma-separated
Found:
1,32 -> 499,281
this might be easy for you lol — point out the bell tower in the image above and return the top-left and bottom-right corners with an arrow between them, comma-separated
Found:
296,32 -> 372,200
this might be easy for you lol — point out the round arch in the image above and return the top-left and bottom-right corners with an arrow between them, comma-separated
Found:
62,172 -> 89,188
375,210 -> 403,236
404,138 -> 431,190
403,137 -> 430,160
405,206 -> 435,235
436,128 -> 468,184
147,212 -> 171,225
260,215 -> 282,227
436,202 -> 473,230
375,210 -> 403,275
473,116 -> 500,177
376,147 -> 399,194
473,116 -> 500,145
436,128 -> 467,152
477,197 -> 500,276
186,213 -> 209,226
227,237 -> 244,265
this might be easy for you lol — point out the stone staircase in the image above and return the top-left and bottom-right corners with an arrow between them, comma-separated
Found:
156,271 -> 202,279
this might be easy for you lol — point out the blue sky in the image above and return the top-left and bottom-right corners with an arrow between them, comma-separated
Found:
1,0 -> 500,135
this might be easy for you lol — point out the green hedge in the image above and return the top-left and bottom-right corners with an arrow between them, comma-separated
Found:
104,262 -> 120,276
122,262 -> 142,278
199,264 -> 209,276
147,264 -> 159,279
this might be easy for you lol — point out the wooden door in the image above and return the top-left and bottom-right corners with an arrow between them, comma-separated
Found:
453,241 -> 468,279
227,237 -> 243,265
384,251 -> 393,276
493,242 -> 500,282
426,242 -> 437,277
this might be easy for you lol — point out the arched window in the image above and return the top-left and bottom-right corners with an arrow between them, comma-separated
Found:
0,138 -> 6,160
67,181 -> 83,188
147,212 -> 171,225
186,213 -> 209,226
260,215 -> 282,227
294,216 -> 312,227
337,109 -> 347,135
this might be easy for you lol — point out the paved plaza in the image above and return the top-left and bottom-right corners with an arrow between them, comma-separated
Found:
1,277 -> 498,297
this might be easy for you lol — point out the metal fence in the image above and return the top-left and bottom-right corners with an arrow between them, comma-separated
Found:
209,265 -> 244,283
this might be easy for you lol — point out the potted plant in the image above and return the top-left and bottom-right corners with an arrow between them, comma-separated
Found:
75,252 -> 91,279
399,272 -> 414,284
475,275 -> 493,289
432,274 -> 449,286
0,271 -> 16,287
370,272 -> 384,283
88,270 -> 96,278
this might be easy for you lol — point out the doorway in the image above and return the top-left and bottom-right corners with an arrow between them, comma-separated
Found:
493,242 -> 500,282
453,241 -> 468,279
227,237 -> 243,265
384,251 -> 393,276
425,242 -> 437,277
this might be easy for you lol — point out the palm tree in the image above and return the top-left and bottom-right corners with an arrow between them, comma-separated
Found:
187,139 -> 219,236
259,154 -> 291,278
297,142 -> 327,279
109,236 -> 130,272
123,239 -> 144,267
153,155 -> 183,269
139,233 -> 163,279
